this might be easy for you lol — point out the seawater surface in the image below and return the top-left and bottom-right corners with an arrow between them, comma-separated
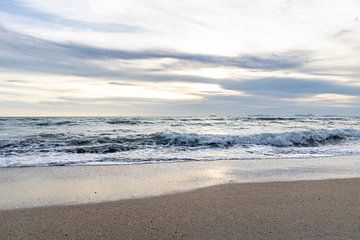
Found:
1,116 -> 360,167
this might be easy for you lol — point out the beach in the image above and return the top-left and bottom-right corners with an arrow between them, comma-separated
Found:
1,157 -> 360,239
1,178 -> 360,240
2,0 -> 360,237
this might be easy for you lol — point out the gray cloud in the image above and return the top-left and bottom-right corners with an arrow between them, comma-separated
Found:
220,77 -> 360,97
2,26 -> 360,115
0,26 -> 306,79
58,43 -> 306,70
333,29 -> 353,38
4,79 -> 27,83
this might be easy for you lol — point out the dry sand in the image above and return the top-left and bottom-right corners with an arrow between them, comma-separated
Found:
1,178 -> 360,240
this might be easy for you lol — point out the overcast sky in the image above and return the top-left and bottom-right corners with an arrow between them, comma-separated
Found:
0,0 -> 360,116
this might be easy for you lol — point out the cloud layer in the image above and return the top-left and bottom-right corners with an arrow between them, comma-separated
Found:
0,0 -> 360,116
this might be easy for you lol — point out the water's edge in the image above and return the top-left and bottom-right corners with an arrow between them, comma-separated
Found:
1,156 -> 360,210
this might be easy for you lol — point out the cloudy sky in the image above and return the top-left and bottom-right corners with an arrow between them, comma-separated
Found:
0,0 -> 360,116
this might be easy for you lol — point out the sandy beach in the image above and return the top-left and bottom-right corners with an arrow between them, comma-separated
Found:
2,0 -> 360,238
1,178 -> 360,240
1,157 -> 360,239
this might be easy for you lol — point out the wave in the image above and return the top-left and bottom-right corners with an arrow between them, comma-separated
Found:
149,129 -> 360,148
61,144 -> 134,154
35,120 -> 74,126
244,117 -> 299,121
106,119 -> 154,125
107,119 -> 142,125
1,129 -> 360,156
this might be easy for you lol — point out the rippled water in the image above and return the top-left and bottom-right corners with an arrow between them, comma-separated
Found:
1,116 -> 360,167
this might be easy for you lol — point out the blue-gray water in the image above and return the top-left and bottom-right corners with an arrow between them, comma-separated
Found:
1,116 -> 360,167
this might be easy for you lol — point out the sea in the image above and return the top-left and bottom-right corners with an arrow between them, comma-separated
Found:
1,116 -> 360,168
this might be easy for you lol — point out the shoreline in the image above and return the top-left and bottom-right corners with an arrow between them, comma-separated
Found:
0,177 -> 358,212
1,155 -> 360,210
3,152 -> 360,169
1,178 -> 360,239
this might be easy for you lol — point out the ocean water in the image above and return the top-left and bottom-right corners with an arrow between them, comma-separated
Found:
1,116 -> 360,167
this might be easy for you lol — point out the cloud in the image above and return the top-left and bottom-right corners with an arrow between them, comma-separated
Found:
287,94 -> 359,108
220,77 -> 360,97
1,0 -> 360,115
0,26 -> 307,82
1,25 -> 360,115
0,1 -> 146,33
333,29 -> 353,38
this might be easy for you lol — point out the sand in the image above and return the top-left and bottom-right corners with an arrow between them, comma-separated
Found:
2,156 -> 360,210
1,178 -> 360,240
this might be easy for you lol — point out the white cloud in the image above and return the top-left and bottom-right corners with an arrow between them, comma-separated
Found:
1,0 -> 360,115
286,94 -> 359,107
8,0 -> 360,55
0,71 -> 242,104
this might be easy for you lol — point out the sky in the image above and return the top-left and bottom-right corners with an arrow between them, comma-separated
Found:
0,0 -> 360,116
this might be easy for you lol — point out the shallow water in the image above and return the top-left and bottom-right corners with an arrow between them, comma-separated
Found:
1,116 -> 360,167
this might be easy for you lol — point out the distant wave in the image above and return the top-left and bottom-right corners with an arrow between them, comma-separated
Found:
1,129 -> 360,156
244,117 -> 299,121
107,119 -> 142,125
35,120 -> 74,126
2,116 -> 357,128
106,119 -> 154,125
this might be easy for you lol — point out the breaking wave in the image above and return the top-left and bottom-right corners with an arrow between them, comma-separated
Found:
150,129 -> 360,147
1,129 -> 360,156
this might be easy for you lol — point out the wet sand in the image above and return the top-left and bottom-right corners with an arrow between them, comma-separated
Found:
2,156 -> 360,210
1,178 -> 360,240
